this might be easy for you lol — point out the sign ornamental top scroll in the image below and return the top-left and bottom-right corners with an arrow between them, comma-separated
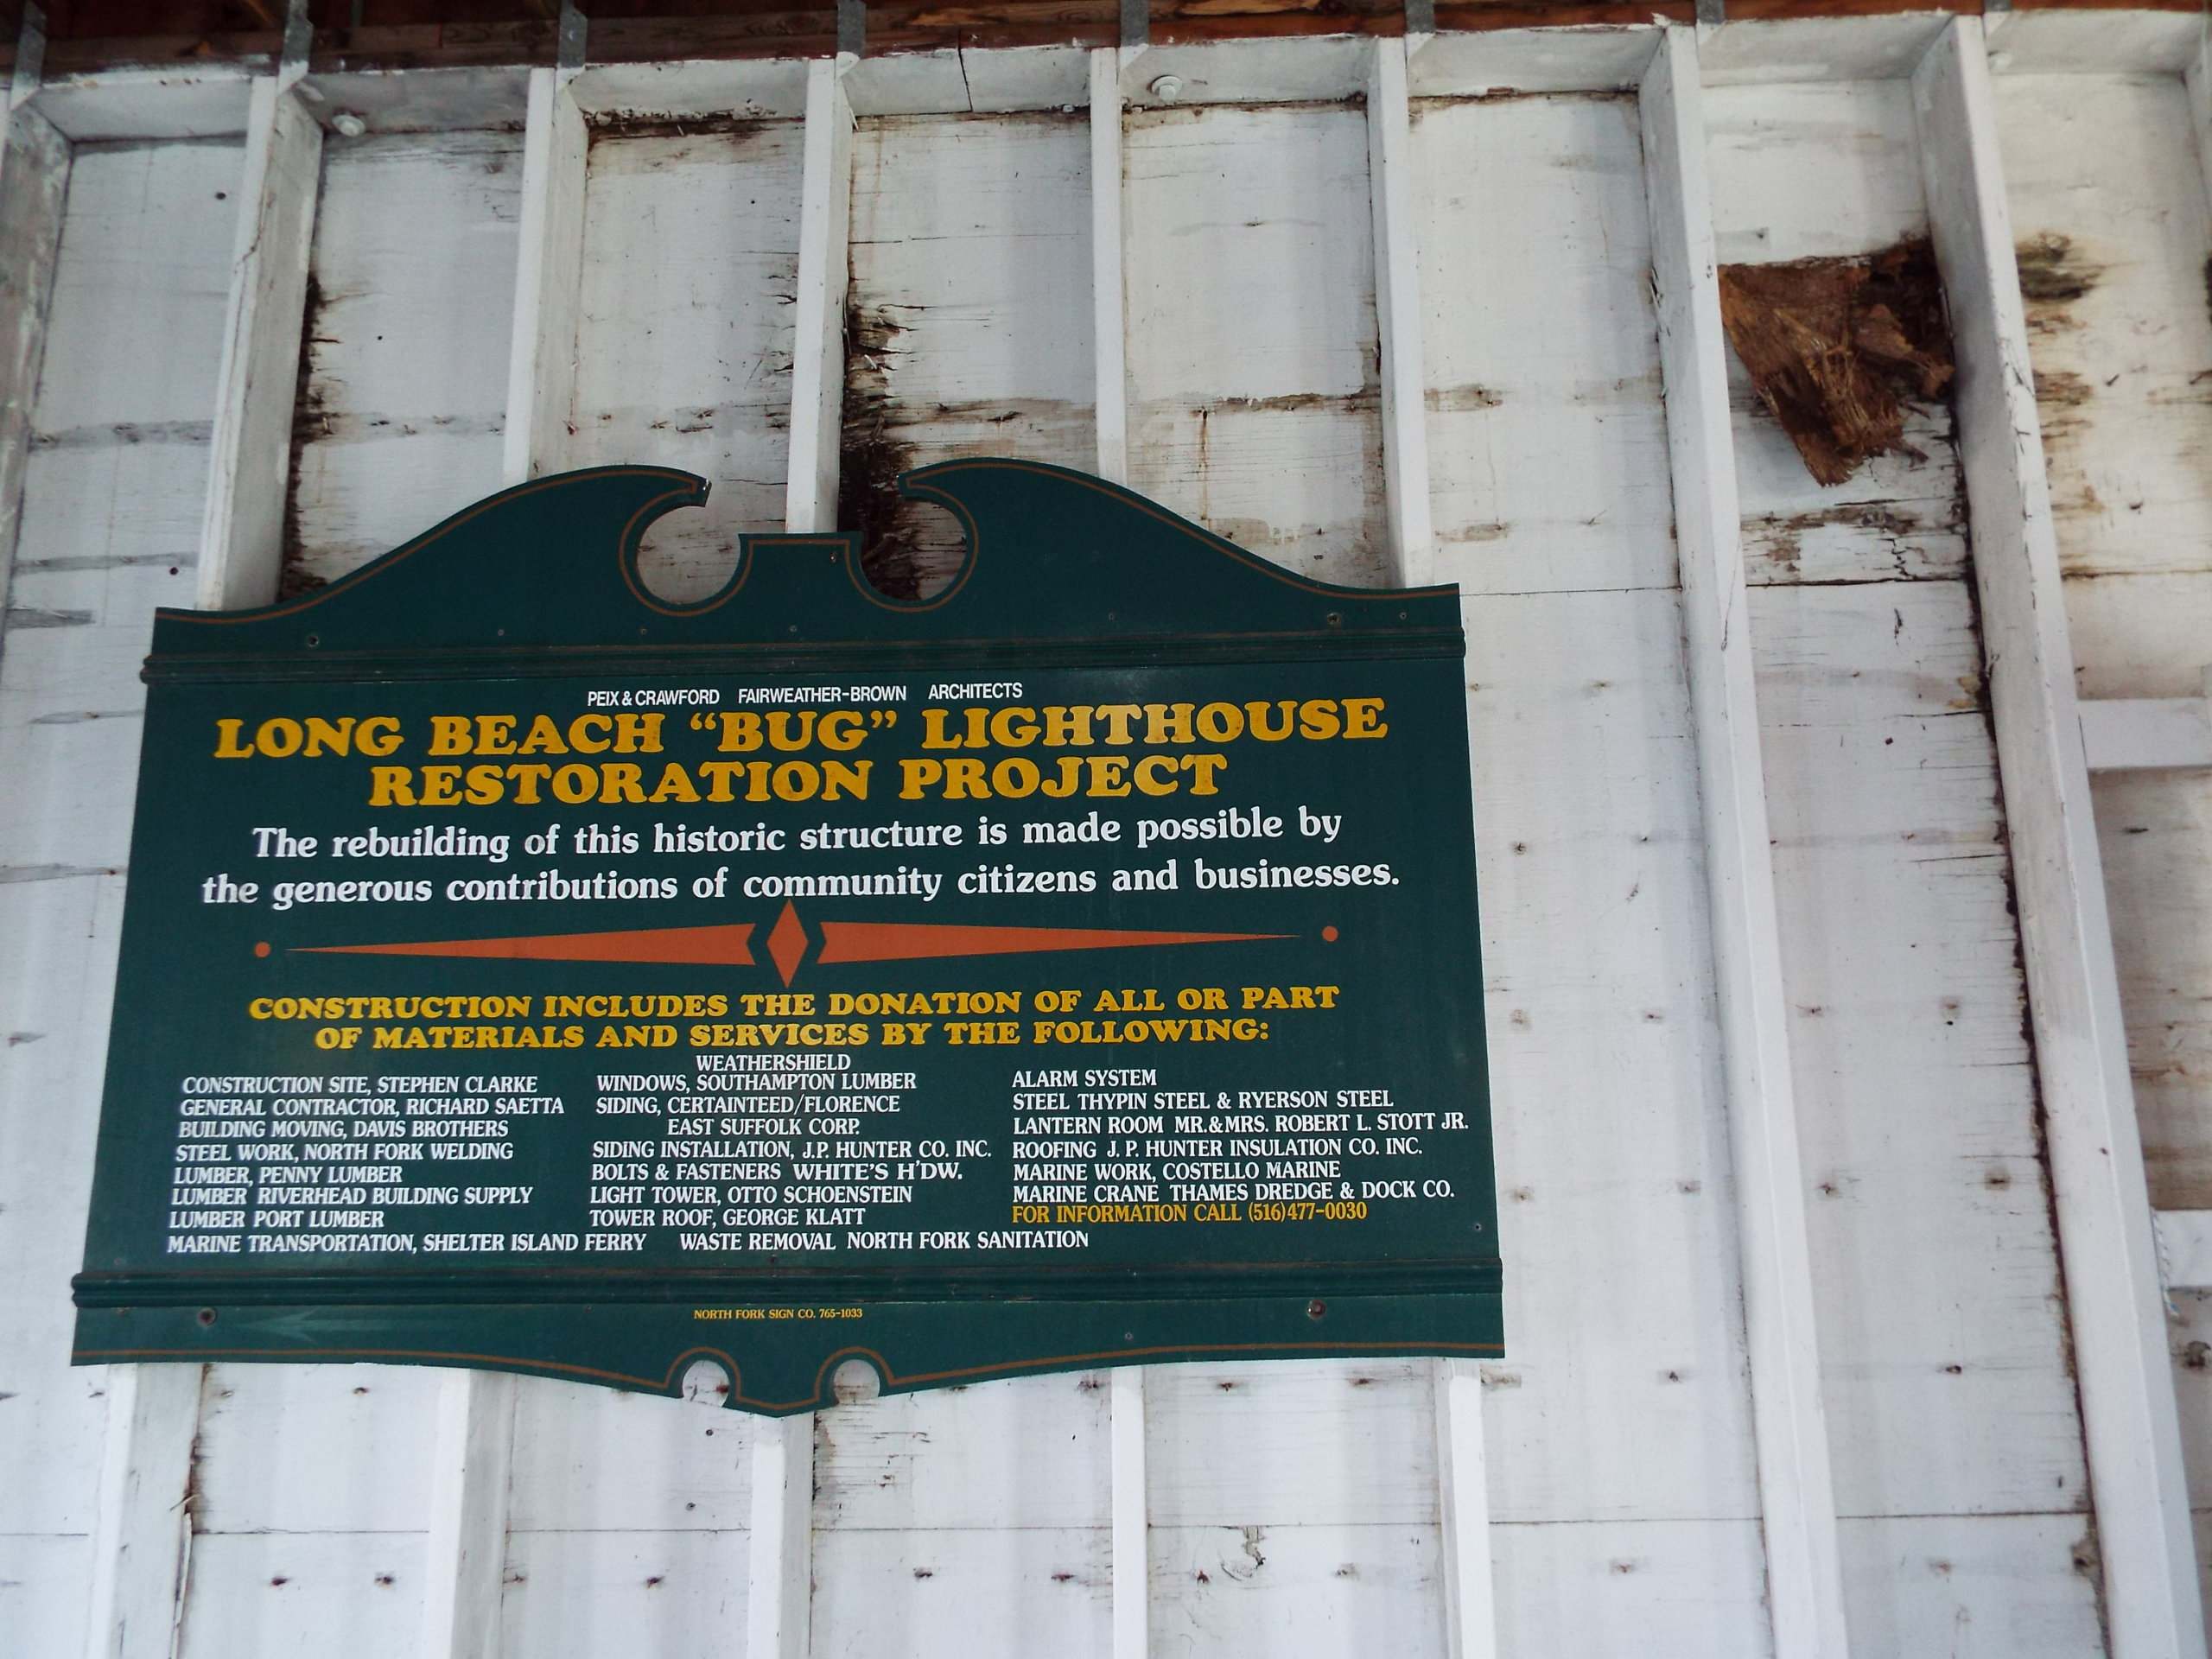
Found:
73,460 -> 1501,1412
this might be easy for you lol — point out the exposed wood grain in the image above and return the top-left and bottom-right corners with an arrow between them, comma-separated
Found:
1915,21 -> 2201,1654
1410,91 -> 1673,596
566,113 -> 802,599
842,108 -> 1091,593
197,74 -> 320,607
1707,58 -> 2102,1654
1366,35 -> 1430,583
1090,44 -> 1125,482
811,1371 -> 1109,1656
0,104 -> 67,626
287,127 -> 519,584
502,67 -> 582,484
1643,29 -> 1847,1658
1123,100 -> 1385,585
0,135 -> 236,1659
785,54 -> 849,536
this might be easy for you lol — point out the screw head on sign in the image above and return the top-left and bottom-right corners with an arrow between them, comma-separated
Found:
1150,75 -> 1184,102
332,111 -> 368,137
1306,1299 -> 1326,1320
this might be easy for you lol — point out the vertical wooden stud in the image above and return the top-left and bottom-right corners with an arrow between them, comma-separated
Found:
417,1370 -> 518,1659
501,66 -> 588,487
1911,21 -> 2207,1659
1090,47 -> 1128,486
1433,1360 -> 1496,1659
0,39 -> 67,620
194,60 -> 322,610
83,1363 -> 205,1659
1110,1364 -> 1147,1659
785,57 -> 853,534
746,1414 -> 814,1659
421,48 -> 588,1648
753,64 -> 844,1643
1366,35 -> 1433,587
1094,54 -> 1147,1657
1639,29 -> 1851,1659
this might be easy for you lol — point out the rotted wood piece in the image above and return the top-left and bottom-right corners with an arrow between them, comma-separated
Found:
1719,239 -> 1954,488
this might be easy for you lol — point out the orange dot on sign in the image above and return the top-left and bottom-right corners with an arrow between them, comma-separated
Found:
1321,926 -> 1338,943
254,942 -> 270,958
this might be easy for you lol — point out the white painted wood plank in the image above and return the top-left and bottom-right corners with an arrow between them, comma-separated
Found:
1112,1366 -> 1149,1659
499,1528 -> 751,1656
817,1371 -> 1110,1531
1090,48 -> 1127,486
0,137 -> 235,1659
1123,102 -> 1385,586
1367,36 -> 1432,587
1462,587 -> 1763,1535
2088,766 -> 2212,1212
1487,1517 -> 1770,1657
1144,1359 -> 1441,1653
1643,29 -> 1847,1659
1752,577 -> 2099,1523
175,1531 -> 427,1659
785,58 -> 852,536
289,129 -> 520,584
0,104 -> 67,621
1410,92 -> 1675,597
1913,22 -> 2203,1656
2080,698 -> 2212,772
1148,1521 -> 1441,1659
1706,58 -> 2101,1649
811,1370 -> 1110,1658
84,1363 -> 204,1659
1995,60 -> 2212,1276
1705,79 -> 1926,265
1835,1514 -> 2107,1658
1994,73 -> 2212,600
34,68 -> 254,143
2157,1212 -> 2212,1291
198,77 -> 322,609
811,1526 -> 1109,1656
842,108 -> 1093,588
502,68 -> 583,488
417,1370 -> 517,1659
568,117 -> 801,600
745,1414 -> 812,1659
194,1364 -> 442,1532
1408,28 -> 1661,99
504,1376 -> 754,1533
1433,1361 -> 1496,1659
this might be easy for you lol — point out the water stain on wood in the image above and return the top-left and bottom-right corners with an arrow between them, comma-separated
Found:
840,299 -> 939,602
2015,233 -> 2101,304
279,270 -> 333,601
1718,238 -> 1954,488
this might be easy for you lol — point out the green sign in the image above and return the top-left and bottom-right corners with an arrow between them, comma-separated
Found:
72,461 -> 1500,1412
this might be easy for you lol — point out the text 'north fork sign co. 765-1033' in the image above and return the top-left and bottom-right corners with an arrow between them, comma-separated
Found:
72,461 -> 1500,1412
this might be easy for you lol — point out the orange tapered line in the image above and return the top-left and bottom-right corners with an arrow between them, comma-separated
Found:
297,923 -> 755,965
816,921 -> 1288,964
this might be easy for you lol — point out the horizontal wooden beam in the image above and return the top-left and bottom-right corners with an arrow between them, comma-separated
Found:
2154,1211 -> 2212,1293
24,0 -> 2211,80
2079,697 -> 2212,772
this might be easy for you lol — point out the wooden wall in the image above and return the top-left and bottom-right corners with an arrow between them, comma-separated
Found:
4,11 -> 2211,1658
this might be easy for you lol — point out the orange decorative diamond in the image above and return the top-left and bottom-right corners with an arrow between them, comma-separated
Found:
767,900 -> 809,986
